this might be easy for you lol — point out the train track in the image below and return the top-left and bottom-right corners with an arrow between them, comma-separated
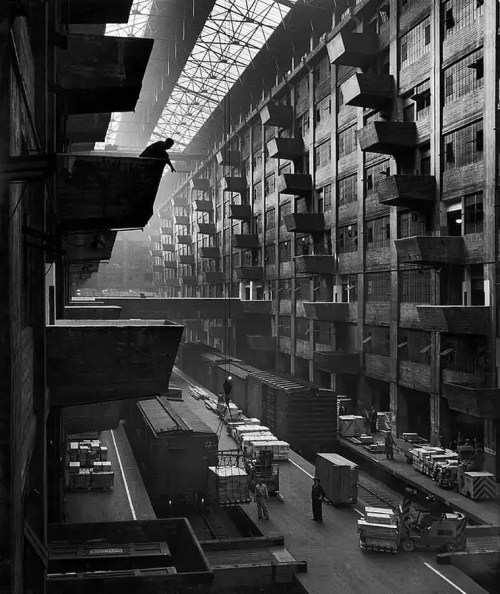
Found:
357,481 -> 401,511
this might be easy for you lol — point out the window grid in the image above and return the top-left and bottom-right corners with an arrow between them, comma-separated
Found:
265,173 -> 275,195
441,335 -> 488,376
279,240 -> 291,262
296,318 -> 309,340
279,315 -> 291,337
264,244 -> 275,265
338,174 -> 357,206
398,329 -> 432,364
365,216 -> 390,249
338,125 -> 357,157
314,321 -> 333,345
315,139 -> 332,169
252,180 -> 262,202
365,159 -> 390,193
297,112 -> 310,137
364,325 -> 390,357
443,0 -> 484,39
279,201 -> 291,226
366,272 -> 391,301
336,224 -> 358,254
398,211 -> 432,238
400,17 -> 431,69
315,96 -> 331,125
265,207 -> 275,231
443,49 -> 483,105
399,269 -> 432,303
464,191 -> 483,234
443,120 -> 483,171
278,279 -> 291,299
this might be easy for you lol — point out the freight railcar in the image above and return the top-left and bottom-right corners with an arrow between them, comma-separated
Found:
125,396 -> 218,511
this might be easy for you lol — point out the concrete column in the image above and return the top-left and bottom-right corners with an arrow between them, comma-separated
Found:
249,281 -> 257,300
239,282 -> 245,300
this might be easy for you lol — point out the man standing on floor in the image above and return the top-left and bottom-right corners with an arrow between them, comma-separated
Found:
311,477 -> 326,522
385,431 -> 395,461
254,479 -> 269,520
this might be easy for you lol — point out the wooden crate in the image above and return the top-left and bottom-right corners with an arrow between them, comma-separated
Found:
207,466 -> 250,504
315,453 -> 358,505
338,415 -> 365,437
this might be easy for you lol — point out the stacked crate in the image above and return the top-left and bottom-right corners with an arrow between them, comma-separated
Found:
207,466 -> 250,505
251,440 -> 290,461
67,439 -> 114,490
338,415 -> 365,437
376,412 -> 391,432
357,507 -> 399,553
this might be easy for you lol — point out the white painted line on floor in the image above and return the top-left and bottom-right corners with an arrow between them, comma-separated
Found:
289,458 -> 315,479
111,429 -> 137,521
424,562 -> 468,594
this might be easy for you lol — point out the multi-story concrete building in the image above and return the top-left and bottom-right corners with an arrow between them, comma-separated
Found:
149,0 -> 500,477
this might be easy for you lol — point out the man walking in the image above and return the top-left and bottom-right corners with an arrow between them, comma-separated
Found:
139,137 -> 176,172
254,479 -> 269,520
311,477 -> 326,522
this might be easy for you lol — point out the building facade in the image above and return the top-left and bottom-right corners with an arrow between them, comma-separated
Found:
148,0 -> 500,476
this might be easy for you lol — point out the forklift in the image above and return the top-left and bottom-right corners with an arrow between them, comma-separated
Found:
245,450 -> 281,498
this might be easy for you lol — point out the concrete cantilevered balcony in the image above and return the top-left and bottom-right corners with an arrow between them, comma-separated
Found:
190,177 -> 210,191
294,255 -> 336,275
232,234 -> 259,249
267,138 -> 304,161
200,247 -> 220,259
223,176 -> 247,194
197,222 -> 217,235
314,350 -> 359,374
204,271 -> 224,283
164,260 -> 177,269
327,30 -> 378,68
240,300 -> 273,315
247,335 -> 276,351
303,302 -> 349,322
150,249 -> 162,257
377,175 -> 435,209
56,155 -> 163,231
179,275 -> 198,286
179,254 -> 195,265
172,196 -> 188,208
235,266 -> 264,281
395,236 -> 464,265
66,113 -> 110,145
342,73 -> 394,110
417,306 -> 491,335
176,234 -> 192,245
162,243 -> 175,252
67,0 -> 133,24
442,383 -> 500,419
283,213 -> 326,233
216,148 -> 240,166
358,121 -> 417,156
161,226 -> 174,235
195,199 -> 213,212
57,34 -> 153,114
63,230 -> 117,262
277,173 -> 313,197
260,101 -> 293,128
175,215 -> 190,226
229,204 -> 252,220
47,321 -> 183,406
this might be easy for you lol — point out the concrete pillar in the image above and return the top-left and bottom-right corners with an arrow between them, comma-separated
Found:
389,382 -> 398,437
429,393 -> 440,446
249,281 -> 257,300
239,282 -> 245,300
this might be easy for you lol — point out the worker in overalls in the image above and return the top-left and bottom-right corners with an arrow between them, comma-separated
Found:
254,479 -> 269,520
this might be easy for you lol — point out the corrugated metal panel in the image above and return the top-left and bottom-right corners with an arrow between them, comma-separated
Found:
138,399 -> 181,434
163,398 -> 215,436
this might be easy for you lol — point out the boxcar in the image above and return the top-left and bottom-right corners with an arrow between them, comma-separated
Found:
125,396 -> 218,508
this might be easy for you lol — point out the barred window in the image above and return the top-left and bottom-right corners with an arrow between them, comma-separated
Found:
338,174 -> 357,206
398,211 -> 432,238
443,0 -> 484,39
297,112 -> 310,137
441,335 -> 488,376
279,240 -> 291,262
365,216 -> 390,249
296,318 -> 309,340
338,124 -> 357,157
366,272 -> 390,301
364,325 -> 390,357
444,49 -> 483,105
264,244 -> 275,265
265,207 -> 275,230
400,17 -> 431,69
336,224 -> 358,253
398,329 -> 432,364
265,173 -> 275,195
279,201 -> 291,226
443,120 -> 483,171
315,96 -> 331,125
464,191 -> 483,234
315,139 -> 332,169
279,315 -> 291,337
399,269 -> 432,303
252,180 -> 262,202
365,160 -> 390,193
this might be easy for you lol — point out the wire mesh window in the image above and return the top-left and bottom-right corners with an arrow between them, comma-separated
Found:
398,329 -> 432,364
314,321 -> 333,345
464,191 -> 483,234
340,274 -> 358,301
265,207 -> 275,230
365,159 -> 390,194
338,124 -> 357,157
443,0 -> 484,38
399,17 -> 431,69
338,174 -> 357,206
398,211 -> 432,238
279,240 -> 291,262
314,277 -> 334,301
316,184 -> 332,213
443,120 -> 483,171
336,224 -> 358,253
279,201 -> 291,226
278,279 -> 292,300
441,335 -> 488,376
295,318 -> 309,340
444,49 -> 483,105
364,325 -> 390,356
265,173 -> 275,196
296,278 -> 311,301
365,216 -> 390,249
314,139 -> 332,169
279,316 -> 292,337
399,269 -> 432,303
366,272 -> 390,301
296,112 -> 310,137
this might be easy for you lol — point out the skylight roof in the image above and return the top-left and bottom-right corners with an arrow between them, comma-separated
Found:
99,0 -> 297,151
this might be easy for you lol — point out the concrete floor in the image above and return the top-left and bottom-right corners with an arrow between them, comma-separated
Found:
172,367 -> 490,594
